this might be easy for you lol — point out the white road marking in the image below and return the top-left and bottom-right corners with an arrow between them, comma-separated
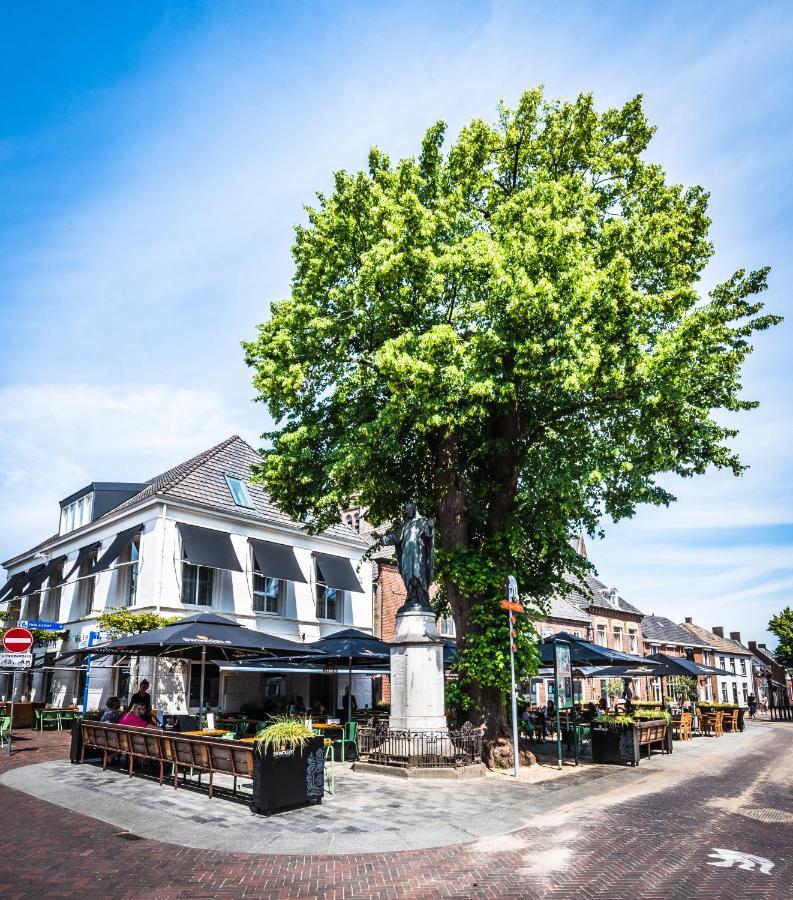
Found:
707,848 -> 775,875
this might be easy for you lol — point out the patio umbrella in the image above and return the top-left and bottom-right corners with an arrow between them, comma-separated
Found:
303,628 -> 391,723
64,613 -> 317,717
538,632 -> 653,667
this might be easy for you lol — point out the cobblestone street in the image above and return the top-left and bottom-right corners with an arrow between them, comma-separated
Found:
0,720 -> 790,898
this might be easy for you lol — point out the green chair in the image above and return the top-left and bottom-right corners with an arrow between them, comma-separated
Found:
323,739 -> 335,795
38,709 -> 61,731
343,720 -> 358,761
0,716 -> 10,748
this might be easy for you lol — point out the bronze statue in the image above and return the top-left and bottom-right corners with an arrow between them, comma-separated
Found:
373,502 -> 435,612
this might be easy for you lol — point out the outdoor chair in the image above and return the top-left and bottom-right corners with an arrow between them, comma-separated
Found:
323,739 -> 335,795
729,709 -> 739,732
206,742 -> 255,796
36,709 -> 61,731
169,735 -> 214,796
127,730 -> 167,783
0,716 -> 10,748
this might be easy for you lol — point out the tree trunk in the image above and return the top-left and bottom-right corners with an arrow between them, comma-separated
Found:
435,430 -> 510,766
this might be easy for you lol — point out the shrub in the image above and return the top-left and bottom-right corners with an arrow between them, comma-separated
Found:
253,716 -> 314,754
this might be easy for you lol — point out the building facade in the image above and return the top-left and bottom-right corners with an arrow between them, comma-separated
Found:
680,621 -> 754,706
0,436 -> 373,715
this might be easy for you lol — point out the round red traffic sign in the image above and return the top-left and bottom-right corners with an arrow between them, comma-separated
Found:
2,627 -> 33,653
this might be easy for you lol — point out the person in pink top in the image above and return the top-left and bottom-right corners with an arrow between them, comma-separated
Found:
119,701 -> 150,728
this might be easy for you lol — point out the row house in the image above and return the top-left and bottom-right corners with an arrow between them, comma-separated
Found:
680,621 -> 754,706
0,436 -> 373,715
640,615 -> 714,701
748,640 -> 792,707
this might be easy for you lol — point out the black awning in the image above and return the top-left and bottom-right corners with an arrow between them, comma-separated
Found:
63,542 -> 102,581
24,555 -> 68,595
0,569 -> 29,602
90,525 -> 143,574
17,563 -> 48,596
250,539 -> 307,583
314,552 -> 363,593
177,523 -> 242,572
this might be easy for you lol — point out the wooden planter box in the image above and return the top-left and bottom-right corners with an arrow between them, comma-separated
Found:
250,736 -> 325,816
591,720 -> 671,766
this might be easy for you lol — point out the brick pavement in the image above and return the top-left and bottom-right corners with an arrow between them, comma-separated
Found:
0,724 -> 791,899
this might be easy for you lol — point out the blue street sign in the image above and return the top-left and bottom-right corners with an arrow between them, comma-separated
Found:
20,620 -> 62,631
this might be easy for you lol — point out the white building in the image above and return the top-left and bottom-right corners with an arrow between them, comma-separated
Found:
681,620 -> 754,706
0,436 -> 373,715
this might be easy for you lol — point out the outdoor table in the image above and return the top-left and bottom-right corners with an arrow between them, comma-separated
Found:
216,718 -> 251,738
313,723 -> 347,761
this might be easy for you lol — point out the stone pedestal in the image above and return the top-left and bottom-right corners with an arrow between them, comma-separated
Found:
388,608 -> 447,732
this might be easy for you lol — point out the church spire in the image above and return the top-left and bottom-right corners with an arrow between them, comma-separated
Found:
576,528 -> 587,559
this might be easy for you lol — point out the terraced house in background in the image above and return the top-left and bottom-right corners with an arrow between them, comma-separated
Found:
0,437 -> 373,714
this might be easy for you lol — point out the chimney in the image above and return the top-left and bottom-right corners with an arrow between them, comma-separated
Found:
684,617 -> 693,624
748,640 -> 758,652
712,626 -> 724,638
730,631 -> 741,643
759,643 -> 767,649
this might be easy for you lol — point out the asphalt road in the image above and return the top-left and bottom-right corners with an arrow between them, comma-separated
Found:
0,719 -> 790,898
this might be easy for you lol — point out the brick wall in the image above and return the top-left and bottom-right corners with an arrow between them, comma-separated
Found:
377,560 -> 406,702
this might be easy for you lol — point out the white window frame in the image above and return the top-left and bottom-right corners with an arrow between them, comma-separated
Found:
628,629 -> 638,654
315,560 -> 342,622
181,559 -> 214,606
438,616 -> 456,637
612,626 -> 623,651
596,625 -> 607,647
739,658 -> 746,675
118,536 -> 140,608
721,682 -> 728,702
253,572 -> 282,615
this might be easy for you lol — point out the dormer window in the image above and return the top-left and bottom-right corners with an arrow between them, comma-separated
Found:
225,474 -> 254,509
59,494 -> 93,535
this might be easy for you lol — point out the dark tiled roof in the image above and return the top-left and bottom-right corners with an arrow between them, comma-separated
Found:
544,595 -> 592,624
4,436 -> 366,567
642,615 -> 710,647
681,622 -> 752,656
565,572 -> 644,617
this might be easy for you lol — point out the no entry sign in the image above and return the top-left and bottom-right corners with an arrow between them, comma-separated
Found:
2,627 -> 34,654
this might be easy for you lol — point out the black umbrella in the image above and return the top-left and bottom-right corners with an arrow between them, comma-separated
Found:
538,631 -> 653,667
305,628 -> 391,723
644,652 -> 732,678
66,613 -> 316,717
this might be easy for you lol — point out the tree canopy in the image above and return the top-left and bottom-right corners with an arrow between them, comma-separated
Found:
768,607 -> 793,670
97,608 -> 178,638
244,88 -> 779,749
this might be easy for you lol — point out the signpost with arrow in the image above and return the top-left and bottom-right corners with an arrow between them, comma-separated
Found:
501,576 -> 523,778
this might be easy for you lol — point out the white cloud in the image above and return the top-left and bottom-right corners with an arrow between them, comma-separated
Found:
0,383 -> 252,562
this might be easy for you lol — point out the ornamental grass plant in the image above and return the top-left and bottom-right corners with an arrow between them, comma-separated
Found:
253,716 -> 314,754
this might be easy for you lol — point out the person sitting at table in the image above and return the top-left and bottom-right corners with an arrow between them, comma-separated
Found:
119,701 -> 150,728
128,680 -> 152,722
295,696 -> 306,714
101,696 -> 122,724
311,700 -> 326,719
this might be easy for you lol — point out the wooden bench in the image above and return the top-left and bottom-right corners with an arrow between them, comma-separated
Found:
79,722 -> 254,799
634,721 -> 669,761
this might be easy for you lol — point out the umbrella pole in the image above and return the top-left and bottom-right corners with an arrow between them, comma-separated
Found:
347,654 -> 353,727
198,645 -> 206,729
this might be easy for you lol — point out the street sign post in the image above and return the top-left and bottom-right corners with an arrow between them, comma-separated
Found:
553,640 -> 572,769
2,627 -> 34,758
3,628 -> 34,654
19,620 -> 62,631
0,652 -> 32,669
506,576 -> 521,779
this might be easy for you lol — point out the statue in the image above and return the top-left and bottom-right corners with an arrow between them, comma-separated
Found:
373,502 -> 435,613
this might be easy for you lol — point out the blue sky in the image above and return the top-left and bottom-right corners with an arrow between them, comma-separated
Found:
1,1 -> 790,646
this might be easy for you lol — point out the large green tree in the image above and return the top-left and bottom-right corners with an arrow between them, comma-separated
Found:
768,607 -> 793,670
244,88 -> 779,761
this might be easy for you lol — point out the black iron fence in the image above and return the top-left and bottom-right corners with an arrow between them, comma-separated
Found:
357,722 -> 482,768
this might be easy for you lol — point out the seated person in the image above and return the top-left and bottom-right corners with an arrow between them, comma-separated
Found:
119,701 -> 150,728
100,696 -> 122,723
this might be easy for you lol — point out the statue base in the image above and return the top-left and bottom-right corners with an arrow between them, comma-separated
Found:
388,608 -> 447,732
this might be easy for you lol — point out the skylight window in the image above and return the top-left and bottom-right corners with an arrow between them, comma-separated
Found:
225,474 -> 254,509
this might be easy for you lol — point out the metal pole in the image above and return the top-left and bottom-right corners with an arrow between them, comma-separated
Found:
82,631 -> 97,715
507,576 -> 520,778
554,650 -> 562,769
198,645 -> 206,729
6,671 -> 16,757
508,608 -> 519,778
347,654 -> 353,725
